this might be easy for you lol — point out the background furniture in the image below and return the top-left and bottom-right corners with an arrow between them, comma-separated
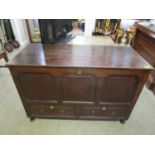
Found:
39,19 -> 73,44
126,26 -> 136,45
25,19 -> 41,43
132,22 -> 155,94
93,19 -> 121,36
7,44 -> 152,123
112,28 -> 125,44
0,19 -> 20,52
112,25 -> 136,45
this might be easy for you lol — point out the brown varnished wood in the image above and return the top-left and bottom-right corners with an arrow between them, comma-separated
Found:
7,44 -> 152,70
132,23 -> 155,94
60,74 -> 96,104
99,75 -> 138,104
7,43 -> 153,123
80,105 -> 128,118
134,23 -> 155,39
18,73 -> 57,102
30,104 -> 75,118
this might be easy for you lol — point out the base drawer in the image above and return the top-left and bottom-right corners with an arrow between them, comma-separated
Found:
29,104 -> 75,118
80,106 -> 128,118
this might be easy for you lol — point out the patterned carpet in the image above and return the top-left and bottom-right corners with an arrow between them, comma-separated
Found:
0,37 -> 155,134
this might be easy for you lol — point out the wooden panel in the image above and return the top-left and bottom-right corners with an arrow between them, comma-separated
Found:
80,106 -> 127,118
132,23 -> 155,94
6,44 -> 152,70
134,42 -> 155,66
134,32 -> 155,66
60,74 -> 96,104
18,73 -> 57,102
30,104 -> 75,117
7,43 -> 152,122
99,76 -> 138,104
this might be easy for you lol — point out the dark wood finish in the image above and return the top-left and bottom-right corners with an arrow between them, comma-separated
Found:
18,73 -> 57,102
61,74 -> 96,104
7,44 -> 152,123
99,76 -> 138,104
132,23 -> 155,94
7,44 -> 152,69
30,104 -> 75,118
80,105 -> 128,118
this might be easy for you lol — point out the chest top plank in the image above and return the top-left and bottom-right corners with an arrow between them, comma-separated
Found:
7,43 -> 153,70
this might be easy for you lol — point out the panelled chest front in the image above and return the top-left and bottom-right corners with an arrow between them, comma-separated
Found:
7,44 -> 152,123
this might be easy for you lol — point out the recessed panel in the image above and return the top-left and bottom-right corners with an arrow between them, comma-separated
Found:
19,73 -> 57,101
61,75 -> 96,103
100,76 -> 138,104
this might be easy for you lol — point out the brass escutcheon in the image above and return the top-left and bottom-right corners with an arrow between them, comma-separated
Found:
102,107 -> 107,111
49,105 -> 54,110
76,69 -> 82,75
112,111 -> 115,115
91,110 -> 95,114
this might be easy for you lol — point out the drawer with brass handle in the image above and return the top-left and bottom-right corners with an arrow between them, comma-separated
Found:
30,104 -> 75,118
80,106 -> 127,118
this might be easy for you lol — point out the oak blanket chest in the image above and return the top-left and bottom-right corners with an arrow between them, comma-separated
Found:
7,44 -> 153,123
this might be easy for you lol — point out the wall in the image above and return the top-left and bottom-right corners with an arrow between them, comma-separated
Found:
10,19 -> 96,45
10,19 -> 29,47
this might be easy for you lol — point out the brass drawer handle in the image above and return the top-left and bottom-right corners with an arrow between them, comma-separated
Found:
112,111 -> 116,115
91,110 -> 95,114
76,69 -> 82,75
102,107 -> 107,111
49,105 -> 54,110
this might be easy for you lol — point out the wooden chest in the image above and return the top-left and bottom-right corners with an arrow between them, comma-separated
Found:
7,44 -> 152,123
132,23 -> 155,94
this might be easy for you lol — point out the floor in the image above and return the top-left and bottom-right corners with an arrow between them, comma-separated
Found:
0,36 -> 155,135
68,36 -> 116,45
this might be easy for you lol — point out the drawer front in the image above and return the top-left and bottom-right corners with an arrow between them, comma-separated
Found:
80,106 -> 128,118
30,104 -> 75,118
